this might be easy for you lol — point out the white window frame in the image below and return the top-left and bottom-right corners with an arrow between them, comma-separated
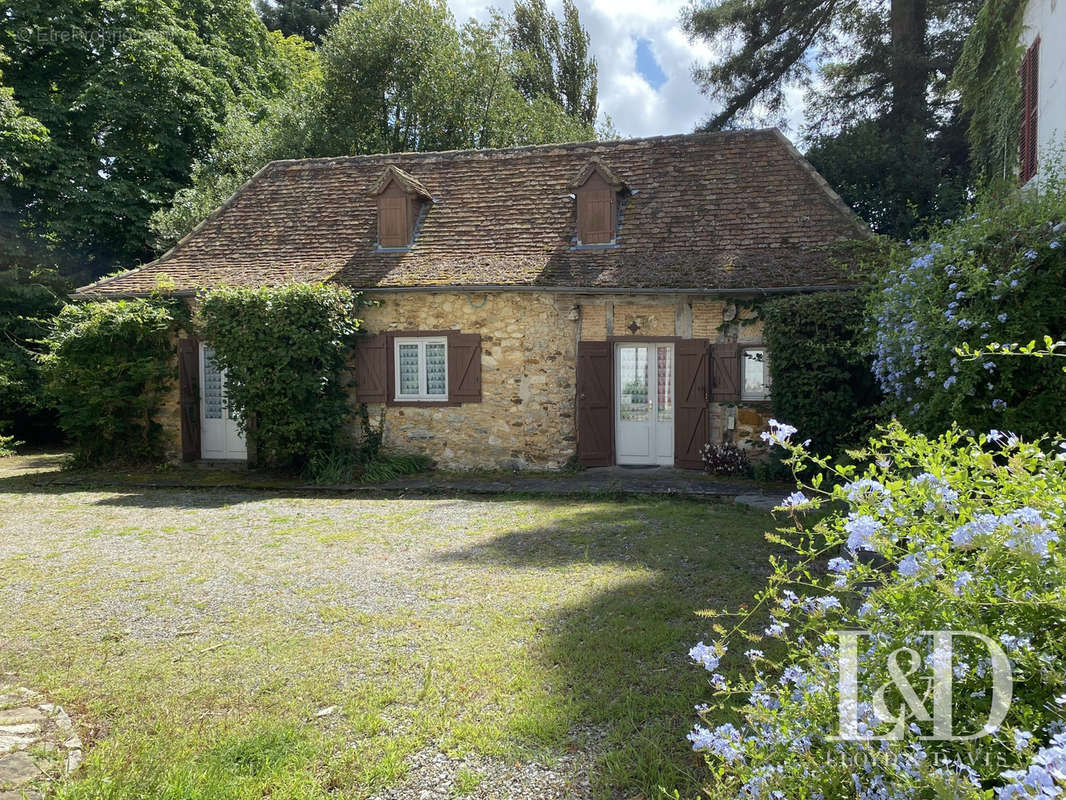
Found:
393,336 -> 449,402
740,347 -> 771,402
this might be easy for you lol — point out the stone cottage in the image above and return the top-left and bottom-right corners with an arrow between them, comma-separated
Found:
78,129 -> 868,470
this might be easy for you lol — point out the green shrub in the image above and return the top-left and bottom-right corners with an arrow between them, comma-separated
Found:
0,433 -> 20,456
41,299 -> 178,465
686,420 -> 1066,798
762,291 -> 883,454
198,283 -> 363,470
871,172 -> 1066,437
0,268 -> 66,443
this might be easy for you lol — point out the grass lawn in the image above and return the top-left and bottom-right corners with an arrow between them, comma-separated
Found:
0,457 -> 779,799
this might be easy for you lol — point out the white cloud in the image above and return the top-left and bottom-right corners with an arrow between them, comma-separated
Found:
446,0 -> 809,142
446,0 -> 718,138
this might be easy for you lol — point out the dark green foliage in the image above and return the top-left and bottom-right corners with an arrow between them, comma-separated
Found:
0,267 -> 66,443
198,283 -> 362,470
683,0 -> 979,238
762,291 -> 884,455
41,299 -> 178,465
303,405 -> 433,484
804,119 -> 971,239
1,0 -> 299,280
871,172 -> 1066,438
255,0 -> 356,43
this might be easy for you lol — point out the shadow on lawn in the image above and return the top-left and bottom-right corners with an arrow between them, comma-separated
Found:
436,499 -> 782,797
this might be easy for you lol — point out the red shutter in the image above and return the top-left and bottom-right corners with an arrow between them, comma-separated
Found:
1020,39 -> 1040,183
675,339 -> 710,469
354,333 -> 388,403
576,341 -> 613,466
710,343 -> 741,402
448,333 -> 482,402
177,337 -> 200,462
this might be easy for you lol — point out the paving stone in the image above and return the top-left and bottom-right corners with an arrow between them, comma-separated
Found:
0,711 -> 42,728
66,750 -> 82,774
0,752 -> 39,786
0,736 -> 35,755
0,791 -> 43,800
0,727 -> 38,738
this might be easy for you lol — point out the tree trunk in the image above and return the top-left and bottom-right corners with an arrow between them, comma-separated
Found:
889,0 -> 929,131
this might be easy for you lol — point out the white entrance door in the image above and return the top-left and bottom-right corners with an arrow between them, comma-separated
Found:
615,343 -> 674,466
200,344 -> 246,460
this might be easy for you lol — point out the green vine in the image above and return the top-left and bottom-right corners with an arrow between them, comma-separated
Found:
954,0 -> 1026,182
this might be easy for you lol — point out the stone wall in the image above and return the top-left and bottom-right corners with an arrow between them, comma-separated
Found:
160,291 -> 775,470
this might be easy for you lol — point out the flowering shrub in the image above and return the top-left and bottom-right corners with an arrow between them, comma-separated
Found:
701,441 -> 751,476
869,173 -> 1066,439
686,419 -> 1066,799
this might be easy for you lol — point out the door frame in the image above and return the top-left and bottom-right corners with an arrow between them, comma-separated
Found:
611,338 -> 678,467
199,342 -> 247,461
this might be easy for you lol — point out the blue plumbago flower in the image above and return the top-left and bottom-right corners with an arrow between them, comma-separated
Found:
687,722 -> 745,762
764,617 -> 789,637
858,601 -> 874,617
1051,240 -> 1061,249
760,419 -> 798,447
780,491 -> 810,509
744,649 -> 763,662
1000,634 -> 1033,653
944,375 -> 958,389
828,556 -> 852,573
1024,249 -> 1039,260
846,514 -> 883,551
998,312 -> 1009,323
689,641 -> 726,672
1014,730 -> 1035,753
1010,279 -> 1020,287
984,361 -> 997,371
813,595 -> 842,612
953,571 -> 973,594
844,478 -> 888,502
897,554 -> 921,577
993,399 -> 1007,411
952,512 -> 1002,546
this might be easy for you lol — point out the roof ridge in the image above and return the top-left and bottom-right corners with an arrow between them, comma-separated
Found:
264,128 -> 781,171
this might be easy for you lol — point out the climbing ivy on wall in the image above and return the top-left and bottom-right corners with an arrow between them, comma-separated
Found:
41,298 -> 180,465
955,0 -> 1026,182
198,283 -> 364,469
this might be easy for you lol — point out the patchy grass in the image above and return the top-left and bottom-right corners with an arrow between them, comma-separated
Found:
0,462 -> 779,799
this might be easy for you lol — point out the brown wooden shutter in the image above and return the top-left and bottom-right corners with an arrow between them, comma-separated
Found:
448,333 -> 482,402
579,189 -> 615,244
1020,39 -> 1040,183
354,333 -> 388,403
710,342 -> 741,402
576,341 -> 613,466
177,337 -> 200,462
675,339 -> 710,469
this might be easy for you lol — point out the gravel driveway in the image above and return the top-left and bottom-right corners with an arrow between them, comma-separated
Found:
0,461 -> 776,799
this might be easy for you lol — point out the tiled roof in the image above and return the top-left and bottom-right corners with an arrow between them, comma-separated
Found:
78,129 -> 870,296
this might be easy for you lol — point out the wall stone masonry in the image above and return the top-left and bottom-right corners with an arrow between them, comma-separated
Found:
159,291 -> 776,470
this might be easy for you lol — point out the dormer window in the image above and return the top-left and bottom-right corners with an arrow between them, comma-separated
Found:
369,165 -> 433,250
570,158 -> 625,246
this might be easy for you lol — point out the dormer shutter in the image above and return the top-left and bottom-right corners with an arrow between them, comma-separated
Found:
572,160 -> 623,246
579,186 -> 616,244
378,183 -> 411,248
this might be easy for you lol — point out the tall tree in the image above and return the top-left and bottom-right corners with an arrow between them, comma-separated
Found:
683,0 -> 980,238
0,0 -> 298,279
255,0 -> 357,43
511,0 -> 598,125
152,0 -> 603,247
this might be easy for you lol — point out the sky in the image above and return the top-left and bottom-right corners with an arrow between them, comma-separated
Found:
445,0 -> 728,139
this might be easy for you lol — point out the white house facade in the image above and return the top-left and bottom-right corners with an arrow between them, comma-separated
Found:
1021,0 -> 1066,182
